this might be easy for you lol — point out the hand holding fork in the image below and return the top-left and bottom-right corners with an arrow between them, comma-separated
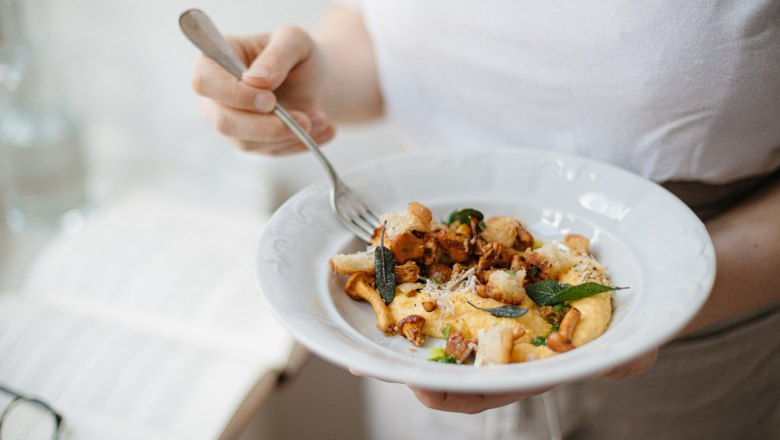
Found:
180,9 -> 379,242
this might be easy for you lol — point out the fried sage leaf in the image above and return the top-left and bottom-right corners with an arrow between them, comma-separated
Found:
467,302 -> 528,318
374,222 -> 396,304
447,208 -> 485,226
526,280 -> 628,306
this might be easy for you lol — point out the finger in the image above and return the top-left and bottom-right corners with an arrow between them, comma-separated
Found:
597,348 -> 659,380
347,367 -> 401,384
409,386 -> 552,414
236,131 -> 317,155
228,137 -> 292,154
267,124 -> 336,156
242,25 -> 314,90
192,55 -> 277,113
232,119 -> 335,155
203,100 -> 312,142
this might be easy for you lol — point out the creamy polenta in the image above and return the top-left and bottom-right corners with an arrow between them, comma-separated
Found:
329,202 -> 616,366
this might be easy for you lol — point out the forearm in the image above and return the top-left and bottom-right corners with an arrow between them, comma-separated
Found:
314,6 -> 383,123
681,177 -> 780,334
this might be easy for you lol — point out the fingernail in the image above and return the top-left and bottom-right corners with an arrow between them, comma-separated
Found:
244,65 -> 271,79
254,94 -> 272,111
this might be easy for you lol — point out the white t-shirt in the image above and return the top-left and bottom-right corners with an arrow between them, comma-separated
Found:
340,4 -> 780,439
358,0 -> 780,184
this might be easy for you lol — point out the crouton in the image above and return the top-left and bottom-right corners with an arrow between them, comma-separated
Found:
377,201 -> 433,241
329,251 -> 375,275
481,216 -> 518,248
475,325 -> 514,366
331,251 -> 421,283
525,243 -> 573,281
485,269 -> 527,305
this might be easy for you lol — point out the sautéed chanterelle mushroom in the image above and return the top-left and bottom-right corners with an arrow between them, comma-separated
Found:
329,202 -> 624,366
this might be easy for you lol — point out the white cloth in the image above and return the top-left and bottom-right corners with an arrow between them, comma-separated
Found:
364,306 -> 780,440
360,0 -> 780,184
352,2 -> 780,439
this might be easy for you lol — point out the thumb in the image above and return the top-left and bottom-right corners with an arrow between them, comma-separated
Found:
243,25 -> 313,90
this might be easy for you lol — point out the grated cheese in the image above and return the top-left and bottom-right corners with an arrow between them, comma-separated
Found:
421,268 -> 477,316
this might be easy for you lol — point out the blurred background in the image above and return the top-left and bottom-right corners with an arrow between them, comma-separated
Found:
1,0 -> 402,218
0,0 -> 403,438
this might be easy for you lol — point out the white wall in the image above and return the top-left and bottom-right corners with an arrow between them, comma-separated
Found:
35,0 -> 402,211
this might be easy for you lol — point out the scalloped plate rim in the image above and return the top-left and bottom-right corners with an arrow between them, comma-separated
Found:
256,148 -> 716,392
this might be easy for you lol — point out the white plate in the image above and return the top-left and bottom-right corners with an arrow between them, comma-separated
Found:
256,149 -> 716,392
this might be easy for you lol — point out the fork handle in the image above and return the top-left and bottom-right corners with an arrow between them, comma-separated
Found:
179,8 -> 341,189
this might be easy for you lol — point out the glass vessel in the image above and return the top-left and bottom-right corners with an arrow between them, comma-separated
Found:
0,0 -> 86,231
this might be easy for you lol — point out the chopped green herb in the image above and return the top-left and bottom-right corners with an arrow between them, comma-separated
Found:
532,337 -> 547,346
374,222 -> 396,305
528,265 -> 540,279
526,280 -> 628,306
553,303 -> 565,313
507,269 -> 517,276
442,323 -> 452,339
428,347 -> 457,364
467,302 -> 528,318
531,323 -> 563,347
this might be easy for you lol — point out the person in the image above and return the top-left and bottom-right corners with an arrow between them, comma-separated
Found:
191,1 -> 780,438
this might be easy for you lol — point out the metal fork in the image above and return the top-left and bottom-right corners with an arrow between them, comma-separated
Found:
179,8 -> 380,242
